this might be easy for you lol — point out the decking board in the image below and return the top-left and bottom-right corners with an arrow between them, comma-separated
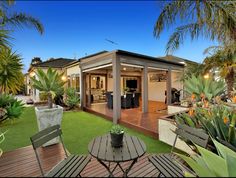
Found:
0,144 -> 160,177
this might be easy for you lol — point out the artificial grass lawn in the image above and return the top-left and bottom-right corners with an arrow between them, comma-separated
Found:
1,107 -> 171,154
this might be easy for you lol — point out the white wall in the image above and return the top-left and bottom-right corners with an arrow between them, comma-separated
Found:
66,65 -> 80,76
148,73 -> 166,102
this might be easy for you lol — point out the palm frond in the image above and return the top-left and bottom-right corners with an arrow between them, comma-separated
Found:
2,12 -> 44,34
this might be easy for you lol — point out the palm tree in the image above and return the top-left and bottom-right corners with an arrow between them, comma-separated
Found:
154,1 -> 236,54
30,68 -> 66,108
0,0 -> 44,47
0,47 -> 24,94
204,50 -> 236,98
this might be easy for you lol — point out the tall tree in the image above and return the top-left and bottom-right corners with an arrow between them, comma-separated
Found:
0,47 -> 24,94
154,1 -> 236,54
30,57 -> 42,66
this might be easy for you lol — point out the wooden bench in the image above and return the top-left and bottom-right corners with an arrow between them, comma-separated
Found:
30,125 -> 91,177
149,124 -> 209,177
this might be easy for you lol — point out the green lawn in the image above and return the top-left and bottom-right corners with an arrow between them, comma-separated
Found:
1,107 -> 171,154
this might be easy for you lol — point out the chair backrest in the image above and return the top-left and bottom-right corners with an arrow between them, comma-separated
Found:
30,125 -> 68,176
172,124 -> 209,152
133,93 -> 140,107
106,92 -> 113,108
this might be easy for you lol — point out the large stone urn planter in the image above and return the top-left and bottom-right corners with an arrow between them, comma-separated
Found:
35,105 -> 63,146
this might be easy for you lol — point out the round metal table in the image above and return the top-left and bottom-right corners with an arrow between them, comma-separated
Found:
88,134 -> 146,177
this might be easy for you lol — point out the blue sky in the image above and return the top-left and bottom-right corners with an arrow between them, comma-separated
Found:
10,1 -> 218,73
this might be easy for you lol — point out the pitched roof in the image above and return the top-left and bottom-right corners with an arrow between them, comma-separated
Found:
33,58 -> 77,68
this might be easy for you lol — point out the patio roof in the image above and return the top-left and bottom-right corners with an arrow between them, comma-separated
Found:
79,49 -> 186,67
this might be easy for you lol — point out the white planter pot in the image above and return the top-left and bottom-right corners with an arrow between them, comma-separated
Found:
35,105 -> 63,147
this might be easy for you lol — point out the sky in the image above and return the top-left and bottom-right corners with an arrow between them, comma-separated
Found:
10,1 -> 218,73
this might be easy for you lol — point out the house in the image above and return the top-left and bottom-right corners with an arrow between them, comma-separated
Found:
26,58 -> 77,101
26,50 -> 194,133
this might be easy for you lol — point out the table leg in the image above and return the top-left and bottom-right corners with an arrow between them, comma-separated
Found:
123,158 -> 138,177
97,159 -> 115,177
97,158 -> 138,177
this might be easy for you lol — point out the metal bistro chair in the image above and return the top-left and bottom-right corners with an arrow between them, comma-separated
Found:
30,125 -> 91,177
149,124 -> 209,177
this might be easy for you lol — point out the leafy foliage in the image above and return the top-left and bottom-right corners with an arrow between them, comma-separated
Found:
0,0 -> 44,47
65,87 -> 80,109
30,68 -> 66,108
204,50 -> 236,98
154,1 -> 236,54
0,94 -> 24,123
176,105 -> 236,149
110,124 -> 124,134
184,75 -> 225,101
181,62 -> 204,81
0,47 -> 24,94
178,139 -> 236,177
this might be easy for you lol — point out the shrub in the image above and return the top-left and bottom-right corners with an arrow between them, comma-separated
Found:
175,104 -> 236,150
0,94 -> 24,123
110,125 -> 124,134
65,87 -> 80,109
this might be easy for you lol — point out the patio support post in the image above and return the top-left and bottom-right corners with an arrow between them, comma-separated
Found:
88,73 -> 91,106
112,55 -> 121,124
166,68 -> 172,105
80,70 -> 84,109
142,64 -> 148,113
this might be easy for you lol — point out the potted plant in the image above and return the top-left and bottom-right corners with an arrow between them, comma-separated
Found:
110,124 -> 124,147
31,68 -> 66,146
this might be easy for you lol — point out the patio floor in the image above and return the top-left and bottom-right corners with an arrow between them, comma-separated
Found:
85,101 -> 167,138
0,144 -> 160,177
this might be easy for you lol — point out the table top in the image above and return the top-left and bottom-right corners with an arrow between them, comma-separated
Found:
88,134 -> 146,162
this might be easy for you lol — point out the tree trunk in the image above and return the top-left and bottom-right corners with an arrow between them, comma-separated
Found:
48,92 -> 53,108
225,67 -> 235,99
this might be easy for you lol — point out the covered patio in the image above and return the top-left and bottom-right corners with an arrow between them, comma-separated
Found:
79,50 -> 184,137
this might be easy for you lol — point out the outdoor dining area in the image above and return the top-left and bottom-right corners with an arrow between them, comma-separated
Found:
106,92 -> 141,109
0,123 -> 212,177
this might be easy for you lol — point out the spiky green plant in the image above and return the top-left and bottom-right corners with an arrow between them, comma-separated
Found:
184,75 -> 225,102
0,94 -> 24,123
30,68 -> 66,108
0,47 -> 24,94
175,105 -> 236,149
178,139 -> 236,177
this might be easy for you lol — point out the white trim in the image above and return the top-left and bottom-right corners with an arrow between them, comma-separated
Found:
121,63 -> 144,68
82,63 -> 112,72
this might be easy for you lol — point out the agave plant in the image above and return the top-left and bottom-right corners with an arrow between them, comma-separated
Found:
30,68 -> 66,108
175,104 -> 236,149
178,139 -> 236,177
184,75 -> 225,102
0,94 -> 24,123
